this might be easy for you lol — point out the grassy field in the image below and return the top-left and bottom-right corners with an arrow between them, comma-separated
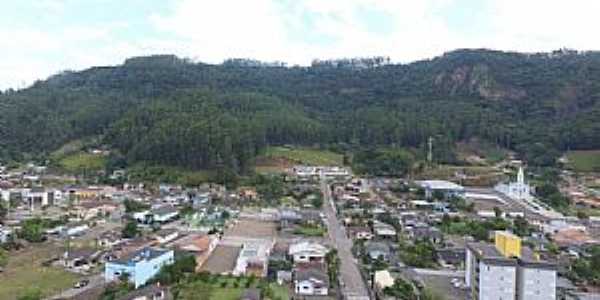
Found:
566,150 -> 600,172
128,164 -> 215,185
294,225 -> 327,237
58,152 -> 107,172
177,277 -> 290,300
0,243 -> 81,300
255,146 -> 344,173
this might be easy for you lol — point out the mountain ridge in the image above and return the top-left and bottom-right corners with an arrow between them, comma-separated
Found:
1,48 -> 599,171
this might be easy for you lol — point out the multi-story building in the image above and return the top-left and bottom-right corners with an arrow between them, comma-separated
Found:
105,247 -> 174,288
465,231 -> 556,300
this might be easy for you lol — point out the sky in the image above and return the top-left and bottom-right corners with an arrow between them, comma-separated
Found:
2,0 -> 600,90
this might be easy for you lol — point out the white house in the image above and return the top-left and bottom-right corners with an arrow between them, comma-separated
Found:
233,242 -> 271,277
288,241 -> 328,264
294,266 -> 329,296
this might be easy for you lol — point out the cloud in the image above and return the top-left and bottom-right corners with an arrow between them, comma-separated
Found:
3,0 -> 600,90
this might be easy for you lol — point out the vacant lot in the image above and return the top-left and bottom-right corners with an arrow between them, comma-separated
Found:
566,150 -> 600,172
0,243 -> 81,300
257,146 -> 344,169
225,219 -> 277,239
59,152 -> 106,172
201,245 -> 241,274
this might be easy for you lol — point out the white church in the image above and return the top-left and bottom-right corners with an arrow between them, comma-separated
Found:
495,167 -> 533,201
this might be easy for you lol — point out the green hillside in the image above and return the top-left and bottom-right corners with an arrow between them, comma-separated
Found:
1,49 -> 600,174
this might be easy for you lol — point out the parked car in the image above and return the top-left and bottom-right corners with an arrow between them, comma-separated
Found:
74,279 -> 89,289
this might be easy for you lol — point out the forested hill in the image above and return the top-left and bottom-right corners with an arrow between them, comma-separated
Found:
1,49 -> 600,172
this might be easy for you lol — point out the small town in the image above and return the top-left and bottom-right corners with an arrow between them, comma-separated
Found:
3,2 -> 600,300
1,147 -> 599,300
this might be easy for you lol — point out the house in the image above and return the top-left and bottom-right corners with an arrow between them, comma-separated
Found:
117,284 -> 171,300
373,221 -> 397,239
288,241 -> 328,264
437,248 -> 465,268
407,224 -> 443,244
62,248 -> 99,270
73,200 -> 119,220
98,230 -> 123,248
25,187 -> 55,209
153,228 -> 179,245
239,187 -> 258,201
347,226 -> 373,240
294,265 -> 329,296
150,206 -> 179,223
0,226 -> 14,244
365,241 -> 391,261
172,233 -> 218,271
240,288 -> 261,300
105,247 -> 174,288
233,242 -> 271,277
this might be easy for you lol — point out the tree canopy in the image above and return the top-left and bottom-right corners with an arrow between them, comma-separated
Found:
2,49 -> 600,172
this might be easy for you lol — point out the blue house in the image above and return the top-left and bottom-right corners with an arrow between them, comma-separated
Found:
104,247 -> 174,288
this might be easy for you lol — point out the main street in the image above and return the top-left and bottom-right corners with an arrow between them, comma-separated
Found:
321,179 -> 371,300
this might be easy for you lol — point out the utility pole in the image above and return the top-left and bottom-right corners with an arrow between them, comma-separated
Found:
427,136 -> 433,164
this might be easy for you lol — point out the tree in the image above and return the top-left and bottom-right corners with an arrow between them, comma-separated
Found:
513,216 -> 530,237
311,195 -> 324,208
123,199 -> 149,213
493,206 -> 503,219
325,249 -> 340,287
19,218 -> 45,243
0,201 -> 7,221
121,220 -> 139,238
0,248 -> 8,268
383,278 -> 417,299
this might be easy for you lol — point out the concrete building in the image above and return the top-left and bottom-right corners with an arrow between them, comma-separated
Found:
105,247 -> 174,288
465,231 -> 556,300
417,180 -> 465,199
233,242 -> 271,277
288,241 -> 328,264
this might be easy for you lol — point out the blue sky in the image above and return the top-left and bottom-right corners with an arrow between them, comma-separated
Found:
2,0 -> 599,90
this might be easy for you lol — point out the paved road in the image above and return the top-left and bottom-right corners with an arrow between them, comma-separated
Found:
47,274 -> 104,300
321,180 -> 370,300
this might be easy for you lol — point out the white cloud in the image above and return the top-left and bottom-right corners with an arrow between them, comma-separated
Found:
3,0 -> 600,90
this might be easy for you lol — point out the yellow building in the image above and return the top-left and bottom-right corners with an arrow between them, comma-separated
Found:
495,231 -> 521,258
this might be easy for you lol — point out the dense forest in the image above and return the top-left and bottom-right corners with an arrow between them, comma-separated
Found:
1,49 -> 600,173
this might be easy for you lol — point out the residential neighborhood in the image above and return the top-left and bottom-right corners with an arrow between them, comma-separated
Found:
1,156 -> 600,300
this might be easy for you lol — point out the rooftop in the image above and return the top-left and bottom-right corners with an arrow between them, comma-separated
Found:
418,180 -> 464,191
112,247 -> 171,265
467,242 -> 556,269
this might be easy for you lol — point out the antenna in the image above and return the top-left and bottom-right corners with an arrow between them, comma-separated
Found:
427,136 -> 433,163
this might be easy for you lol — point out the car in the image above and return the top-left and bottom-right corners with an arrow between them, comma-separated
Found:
74,279 -> 89,289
